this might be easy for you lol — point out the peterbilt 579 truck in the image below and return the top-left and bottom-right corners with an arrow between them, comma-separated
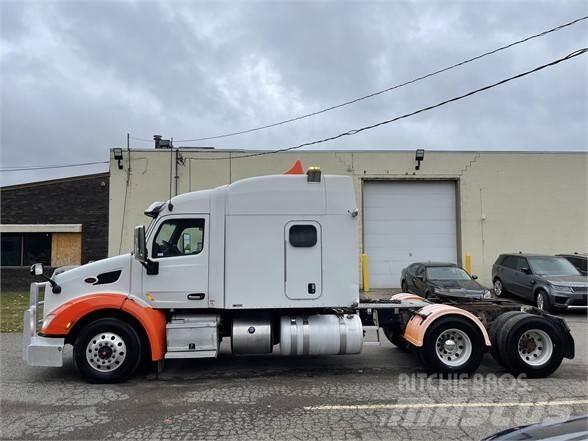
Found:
23,164 -> 574,383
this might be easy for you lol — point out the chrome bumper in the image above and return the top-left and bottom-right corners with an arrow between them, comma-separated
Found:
22,283 -> 64,367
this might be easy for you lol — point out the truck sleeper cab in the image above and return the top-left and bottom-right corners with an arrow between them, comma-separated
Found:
23,165 -> 574,383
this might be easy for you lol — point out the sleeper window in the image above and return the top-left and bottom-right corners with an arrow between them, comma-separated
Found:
152,219 -> 205,258
289,225 -> 317,247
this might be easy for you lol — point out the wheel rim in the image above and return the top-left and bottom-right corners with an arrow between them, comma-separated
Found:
537,293 -> 544,310
518,329 -> 553,366
435,328 -> 472,367
86,332 -> 127,372
494,280 -> 502,296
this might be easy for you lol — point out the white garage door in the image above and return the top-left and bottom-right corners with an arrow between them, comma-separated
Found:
363,181 -> 458,288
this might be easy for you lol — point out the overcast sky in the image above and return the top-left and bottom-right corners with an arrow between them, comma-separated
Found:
1,0 -> 587,186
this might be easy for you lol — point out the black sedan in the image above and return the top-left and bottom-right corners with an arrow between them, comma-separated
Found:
400,262 -> 491,300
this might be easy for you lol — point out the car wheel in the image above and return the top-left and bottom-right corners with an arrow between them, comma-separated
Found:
418,316 -> 484,375
401,280 -> 409,293
493,278 -> 508,297
496,313 -> 564,378
488,311 -> 526,366
535,290 -> 553,313
382,327 -> 410,352
73,318 -> 142,384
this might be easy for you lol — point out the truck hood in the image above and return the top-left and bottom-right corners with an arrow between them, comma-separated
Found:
431,279 -> 487,298
44,254 -> 133,316
543,275 -> 588,287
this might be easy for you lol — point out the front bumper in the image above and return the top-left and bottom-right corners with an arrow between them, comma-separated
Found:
22,283 -> 64,367
552,292 -> 588,309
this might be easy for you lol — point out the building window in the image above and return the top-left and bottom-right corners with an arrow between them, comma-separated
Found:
0,233 -> 51,266
289,225 -> 317,247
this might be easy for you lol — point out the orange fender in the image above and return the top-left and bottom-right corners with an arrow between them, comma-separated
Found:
403,304 -> 491,347
122,298 -> 167,361
390,293 -> 427,302
41,294 -> 167,361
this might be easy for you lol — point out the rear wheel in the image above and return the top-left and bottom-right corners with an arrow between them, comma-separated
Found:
497,313 -> 564,378
418,316 -> 484,375
73,318 -> 142,383
493,278 -> 508,298
383,327 -> 410,352
488,311 -> 525,366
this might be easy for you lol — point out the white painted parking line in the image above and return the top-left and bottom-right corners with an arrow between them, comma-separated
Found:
304,399 -> 588,411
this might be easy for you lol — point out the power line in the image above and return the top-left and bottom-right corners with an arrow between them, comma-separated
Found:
188,48 -> 587,160
0,160 -> 109,172
130,15 -> 588,144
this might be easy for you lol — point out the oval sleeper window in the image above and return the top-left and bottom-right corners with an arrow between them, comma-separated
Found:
289,225 -> 317,247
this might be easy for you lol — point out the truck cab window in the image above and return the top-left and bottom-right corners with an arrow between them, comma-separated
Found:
153,219 -> 205,258
289,225 -> 317,247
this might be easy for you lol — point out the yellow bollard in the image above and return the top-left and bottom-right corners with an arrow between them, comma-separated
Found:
465,254 -> 472,274
361,253 -> 369,292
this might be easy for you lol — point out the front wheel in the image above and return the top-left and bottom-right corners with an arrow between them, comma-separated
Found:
73,318 -> 142,383
493,278 -> 508,298
418,316 -> 484,375
535,290 -> 554,313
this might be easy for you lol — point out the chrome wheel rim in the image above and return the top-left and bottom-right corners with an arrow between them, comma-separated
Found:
86,332 -> 127,372
494,280 -> 503,296
518,329 -> 553,366
435,328 -> 472,367
537,293 -> 545,310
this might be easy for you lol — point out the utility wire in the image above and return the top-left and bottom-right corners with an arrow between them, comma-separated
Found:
127,16 -> 587,144
188,48 -> 588,160
0,160 -> 109,172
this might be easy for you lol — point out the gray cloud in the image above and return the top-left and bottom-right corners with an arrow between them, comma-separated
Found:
1,0 -> 587,185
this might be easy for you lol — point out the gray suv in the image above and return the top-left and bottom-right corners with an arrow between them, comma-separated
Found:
492,253 -> 588,313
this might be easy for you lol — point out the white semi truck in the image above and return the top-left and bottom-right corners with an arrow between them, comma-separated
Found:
23,165 -> 574,383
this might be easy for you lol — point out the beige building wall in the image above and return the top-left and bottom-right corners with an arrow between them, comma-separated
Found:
108,149 -> 588,285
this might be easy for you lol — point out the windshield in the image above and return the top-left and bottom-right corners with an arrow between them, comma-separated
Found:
528,257 -> 580,276
426,267 -> 471,281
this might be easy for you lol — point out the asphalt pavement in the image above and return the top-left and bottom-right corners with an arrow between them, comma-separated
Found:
1,309 -> 586,441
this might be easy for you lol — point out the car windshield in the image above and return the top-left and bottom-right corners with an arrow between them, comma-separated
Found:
426,267 -> 471,281
528,257 -> 580,276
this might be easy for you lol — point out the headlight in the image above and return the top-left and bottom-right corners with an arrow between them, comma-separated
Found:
483,289 -> 492,299
41,314 -> 55,330
552,285 -> 573,293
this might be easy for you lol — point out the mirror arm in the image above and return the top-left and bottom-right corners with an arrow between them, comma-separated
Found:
141,259 -> 159,276
40,274 -> 62,294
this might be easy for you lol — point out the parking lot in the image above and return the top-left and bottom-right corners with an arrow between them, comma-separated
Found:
1,305 -> 586,441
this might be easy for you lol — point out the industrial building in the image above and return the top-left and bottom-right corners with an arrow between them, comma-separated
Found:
0,173 -> 110,291
107,148 -> 586,288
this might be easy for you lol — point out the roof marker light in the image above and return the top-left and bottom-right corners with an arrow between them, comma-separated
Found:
284,160 -> 304,175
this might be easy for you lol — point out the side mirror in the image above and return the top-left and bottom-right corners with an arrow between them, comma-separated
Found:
472,275 -> 478,280
134,225 -> 147,263
182,233 -> 191,253
30,263 -> 44,276
521,267 -> 531,275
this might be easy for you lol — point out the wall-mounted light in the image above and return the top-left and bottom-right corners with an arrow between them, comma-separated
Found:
113,148 -> 123,170
415,149 -> 425,170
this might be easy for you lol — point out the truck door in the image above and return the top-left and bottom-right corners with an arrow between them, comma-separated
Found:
143,215 -> 209,308
284,221 -> 322,300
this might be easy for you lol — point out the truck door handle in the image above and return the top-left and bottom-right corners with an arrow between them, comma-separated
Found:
308,283 -> 316,294
187,293 -> 205,300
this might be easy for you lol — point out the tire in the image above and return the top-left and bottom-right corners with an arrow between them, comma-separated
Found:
497,313 -> 564,378
535,290 -> 554,313
401,280 -> 409,293
493,278 -> 509,298
383,327 -> 410,352
487,311 -> 526,366
418,316 -> 484,375
73,318 -> 142,383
